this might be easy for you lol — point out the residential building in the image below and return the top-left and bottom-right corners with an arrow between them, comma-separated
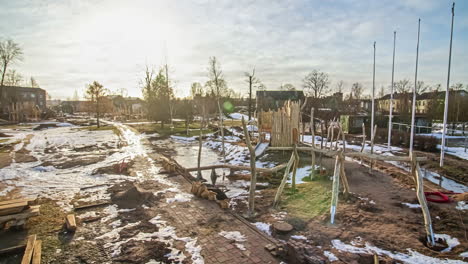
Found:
0,86 -> 47,121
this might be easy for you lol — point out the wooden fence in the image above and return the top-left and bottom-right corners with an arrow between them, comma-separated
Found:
260,101 -> 300,147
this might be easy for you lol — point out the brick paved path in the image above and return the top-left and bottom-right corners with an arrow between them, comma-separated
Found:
153,175 -> 279,264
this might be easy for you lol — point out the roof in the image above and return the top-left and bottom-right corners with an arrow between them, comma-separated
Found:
1,86 -> 46,93
256,90 -> 304,100
379,90 -> 468,100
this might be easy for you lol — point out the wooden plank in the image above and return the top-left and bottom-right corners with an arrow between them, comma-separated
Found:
31,240 -> 42,264
0,198 -> 35,206
65,214 -> 77,232
74,201 -> 109,211
0,244 -> 26,256
0,201 -> 28,216
21,235 -> 36,264
0,206 -> 40,224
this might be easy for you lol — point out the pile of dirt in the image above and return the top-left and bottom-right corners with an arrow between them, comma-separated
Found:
92,160 -> 134,176
111,185 -> 152,209
114,240 -> 171,263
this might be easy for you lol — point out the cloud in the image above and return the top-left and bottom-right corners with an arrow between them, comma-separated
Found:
0,0 -> 466,99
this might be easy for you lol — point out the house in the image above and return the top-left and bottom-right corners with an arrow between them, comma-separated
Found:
256,90 -> 304,112
0,86 -> 47,121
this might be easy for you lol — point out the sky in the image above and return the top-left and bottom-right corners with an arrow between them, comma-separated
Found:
1,0 -> 467,99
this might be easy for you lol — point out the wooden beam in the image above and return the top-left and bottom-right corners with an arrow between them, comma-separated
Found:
65,214 -> 77,232
273,152 -> 296,208
21,235 -> 36,264
31,240 -> 42,264
242,117 -> 257,217
74,201 -> 109,211
0,206 -> 39,224
0,198 -> 35,206
268,146 -> 427,162
185,163 -> 287,174
0,245 -> 26,256
0,201 -> 28,216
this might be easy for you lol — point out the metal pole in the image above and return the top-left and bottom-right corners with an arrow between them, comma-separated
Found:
371,42 -> 376,139
410,19 -> 421,153
388,31 -> 396,150
441,3 -> 455,167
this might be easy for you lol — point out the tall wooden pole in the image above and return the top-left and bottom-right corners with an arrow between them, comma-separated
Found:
410,19 -> 421,153
388,31 -> 396,150
371,42 -> 376,139
441,3 -> 455,167
242,117 -> 257,216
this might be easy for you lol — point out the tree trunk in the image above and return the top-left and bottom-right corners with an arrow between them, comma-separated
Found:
96,99 -> 100,128
242,117 -> 256,217
248,76 -> 252,121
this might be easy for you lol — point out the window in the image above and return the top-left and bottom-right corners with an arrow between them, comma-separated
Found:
31,94 -> 36,98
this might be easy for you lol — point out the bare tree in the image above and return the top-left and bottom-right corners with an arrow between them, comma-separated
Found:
4,69 -> 23,86
336,80 -> 344,93
395,79 -> 412,93
351,82 -> 363,99
416,81 -> 429,94
208,56 -> 226,166
30,77 -> 39,88
281,83 -> 296,91
244,68 -> 260,121
0,39 -> 23,87
378,85 -> 385,98
451,83 -> 464,90
302,70 -> 330,98
86,81 -> 107,128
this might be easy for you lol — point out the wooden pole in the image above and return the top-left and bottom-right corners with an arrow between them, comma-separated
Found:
330,154 -> 341,224
339,152 -> 350,194
197,119 -> 203,180
242,117 -> 257,217
291,144 -> 299,191
371,41 -> 376,139
441,3 -> 455,167
388,31 -> 397,150
410,18 -> 421,153
273,152 -> 295,208
411,152 -> 435,246
311,108 -> 316,179
370,125 -> 377,171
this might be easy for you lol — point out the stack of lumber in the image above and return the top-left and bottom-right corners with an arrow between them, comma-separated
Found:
0,198 -> 39,229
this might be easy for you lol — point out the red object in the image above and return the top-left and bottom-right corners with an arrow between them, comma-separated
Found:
424,192 -> 450,203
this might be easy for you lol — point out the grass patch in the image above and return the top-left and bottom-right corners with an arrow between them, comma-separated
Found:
0,138 -> 11,143
282,180 -> 332,220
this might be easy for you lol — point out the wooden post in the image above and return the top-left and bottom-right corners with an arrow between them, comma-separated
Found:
197,121 -> 203,180
339,152 -> 350,194
291,144 -> 299,191
273,152 -> 296,208
320,121 -> 325,174
361,123 -> 366,153
65,214 -> 77,232
310,108 -> 316,179
242,117 -> 257,217
411,152 -> 435,246
330,154 -> 341,224
370,125 -> 377,171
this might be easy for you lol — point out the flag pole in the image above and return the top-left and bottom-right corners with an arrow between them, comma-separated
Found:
388,31 -> 396,150
371,41 -> 376,140
410,19 -> 420,153
441,3 -> 455,167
